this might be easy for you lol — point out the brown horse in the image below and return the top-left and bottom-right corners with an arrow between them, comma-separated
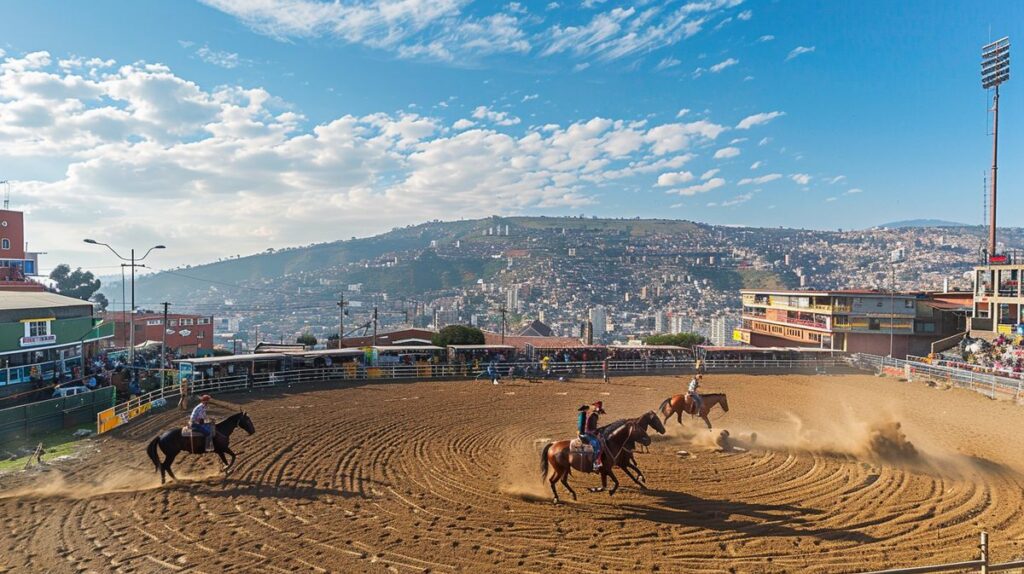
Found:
659,392 -> 729,430
540,412 -> 660,504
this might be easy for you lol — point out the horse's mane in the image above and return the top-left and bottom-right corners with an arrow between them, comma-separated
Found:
702,393 -> 726,398
597,419 -> 629,438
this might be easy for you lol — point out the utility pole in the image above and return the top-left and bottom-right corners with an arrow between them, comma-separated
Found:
889,263 -> 895,358
120,264 -> 128,347
337,294 -> 347,348
372,306 -> 379,347
161,302 -> 170,374
254,324 -> 260,352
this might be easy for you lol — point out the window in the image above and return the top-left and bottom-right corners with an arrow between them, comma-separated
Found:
146,319 -> 162,326
197,331 -> 205,339
1,239 -> 8,250
27,320 -> 49,337
169,319 -> 178,327
179,318 -> 194,326
197,317 -> 210,325
869,318 -> 880,331
904,300 -> 914,309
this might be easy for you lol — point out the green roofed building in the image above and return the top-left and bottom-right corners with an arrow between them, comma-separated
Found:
0,291 -> 114,392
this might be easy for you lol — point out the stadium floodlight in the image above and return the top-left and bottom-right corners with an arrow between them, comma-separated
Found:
981,37 -> 1010,262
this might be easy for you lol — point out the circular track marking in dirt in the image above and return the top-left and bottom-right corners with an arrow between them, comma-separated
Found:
1,374 -> 1023,573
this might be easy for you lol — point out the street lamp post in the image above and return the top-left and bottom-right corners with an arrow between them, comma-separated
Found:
981,37 -> 1010,260
83,240 -> 165,368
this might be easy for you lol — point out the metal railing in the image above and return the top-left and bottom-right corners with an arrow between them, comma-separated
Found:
100,357 -> 851,433
851,354 -> 1023,403
857,532 -> 1024,574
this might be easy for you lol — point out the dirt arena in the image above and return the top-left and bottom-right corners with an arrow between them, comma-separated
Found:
2,372 -> 1024,574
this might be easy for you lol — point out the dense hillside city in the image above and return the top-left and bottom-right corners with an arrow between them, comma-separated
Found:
106,217 -> 1024,349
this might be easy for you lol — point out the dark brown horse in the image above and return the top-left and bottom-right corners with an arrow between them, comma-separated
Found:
597,410 -> 666,489
146,411 -> 255,484
540,412 -> 660,504
659,392 -> 729,430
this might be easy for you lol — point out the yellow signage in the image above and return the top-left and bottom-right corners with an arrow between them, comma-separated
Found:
733,329 -> 750,344
96,401 -> 153,434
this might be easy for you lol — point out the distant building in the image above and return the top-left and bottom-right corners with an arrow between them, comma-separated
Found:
517,319 -> 554,337
340,328 -> 436,347
0,208 -> 42,288
969,257 -> 1024,337
589,306 -> 607,339
104,311 -> 214,357
738,289 -> 966,358
506,285 -> 519,313
653,310 -> 667,334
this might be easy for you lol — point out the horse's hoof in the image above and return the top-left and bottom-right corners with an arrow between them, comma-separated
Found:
552,498 -> 561,505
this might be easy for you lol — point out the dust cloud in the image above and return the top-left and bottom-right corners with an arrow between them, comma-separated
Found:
0,467 -> 222,500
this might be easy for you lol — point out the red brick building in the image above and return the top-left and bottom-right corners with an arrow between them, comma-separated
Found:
103,311 -> 214,356
0,208 -> 42,285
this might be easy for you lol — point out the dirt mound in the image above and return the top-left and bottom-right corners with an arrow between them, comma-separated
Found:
864,421 -> 919,462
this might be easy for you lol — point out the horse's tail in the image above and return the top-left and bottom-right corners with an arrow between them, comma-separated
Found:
146,436 -> 161,472
658,396 -> 672,417
540,443 -> 552,481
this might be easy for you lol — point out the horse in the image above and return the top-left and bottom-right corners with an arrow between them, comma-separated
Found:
597,410 -> 666,489
659,392 -> 729,430
540,413 -> 658,504
146,411 -> 255,484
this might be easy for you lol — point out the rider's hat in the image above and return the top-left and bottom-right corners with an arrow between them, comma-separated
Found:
591,401 -> 606,414
200,394 -> 212,402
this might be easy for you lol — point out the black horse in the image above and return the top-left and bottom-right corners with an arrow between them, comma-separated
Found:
146,411 -> 255,484
598,410 -> 666,489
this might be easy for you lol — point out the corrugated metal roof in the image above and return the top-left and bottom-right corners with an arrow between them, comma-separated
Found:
0,291 -> 94,311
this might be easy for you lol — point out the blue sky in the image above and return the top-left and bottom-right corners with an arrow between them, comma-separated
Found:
1,0 -> 1022,271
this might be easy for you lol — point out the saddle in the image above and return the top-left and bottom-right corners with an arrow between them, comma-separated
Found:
569,437 -> 600,472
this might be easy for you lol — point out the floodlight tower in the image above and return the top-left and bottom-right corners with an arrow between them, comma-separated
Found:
982,37 -> 1010,260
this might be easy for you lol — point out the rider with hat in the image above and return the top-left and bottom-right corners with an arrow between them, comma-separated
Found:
190,394 -> 214,449
577,401 -> 606,470
688,374 -> 704,416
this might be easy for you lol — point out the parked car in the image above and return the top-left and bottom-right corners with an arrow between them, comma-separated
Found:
52,385 -> 91,398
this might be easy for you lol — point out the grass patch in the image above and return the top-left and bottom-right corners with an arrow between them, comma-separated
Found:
0,428 -> 93,472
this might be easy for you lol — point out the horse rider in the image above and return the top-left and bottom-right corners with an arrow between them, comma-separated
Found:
189,394 -> 215,450
487,361 -> 500,385
688,374 -> 704,416
576,401 -> 606,470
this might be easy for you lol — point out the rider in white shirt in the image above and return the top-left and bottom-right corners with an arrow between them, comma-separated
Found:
688,375 -> 704,415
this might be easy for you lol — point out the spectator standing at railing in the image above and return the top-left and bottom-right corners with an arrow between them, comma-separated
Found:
178,377 -> 190,411
602,357 -> 610,384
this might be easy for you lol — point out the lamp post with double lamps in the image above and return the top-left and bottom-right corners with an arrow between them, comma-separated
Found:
83,240 -> 165,369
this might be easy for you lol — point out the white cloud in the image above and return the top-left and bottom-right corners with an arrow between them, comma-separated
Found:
825,196 -> 838,202
738,173 -> 782,185
827,175 -> 846,184
656,171 -> 695,187
758,34 -> 774,42
471,105 -> 521,126
573,62 -> 590,72
750,160 -> 763,170
521,93 -> 539,102
846,188 -> 863,194
713,146 -> 740,159
737,10 -> 752,21
655,57 -> 681,71
791,173 -> 811,185
675,108 -> 690,118
786,45 -> 816,61
758,136 -> 771,146
1,51 -> 749,268
721,192 -> 753,206
736,111 -> 784,129
196,46 -> 243,69
669,177 -> 725,196
546,2 -> 559,10
709,57 -> 738,73
700,168 -> 719,180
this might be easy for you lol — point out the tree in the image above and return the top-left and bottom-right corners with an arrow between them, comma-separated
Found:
296,333 -> 318,347
91,292 -> 109,311
49,264 -> 102,301
432,325 -> 485,347
643,332 -> 706,347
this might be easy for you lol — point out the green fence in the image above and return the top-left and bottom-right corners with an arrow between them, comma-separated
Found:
0,387 -> 115,446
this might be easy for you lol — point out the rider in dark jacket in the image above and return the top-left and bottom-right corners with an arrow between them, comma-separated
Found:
576,401 -> 606,470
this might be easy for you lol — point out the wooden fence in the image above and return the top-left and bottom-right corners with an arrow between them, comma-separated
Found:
0,386 -> 114,445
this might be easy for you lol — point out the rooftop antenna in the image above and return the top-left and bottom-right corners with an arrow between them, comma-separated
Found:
981,36 -> 1010,260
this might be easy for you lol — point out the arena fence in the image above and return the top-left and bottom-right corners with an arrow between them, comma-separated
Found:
857,532 -> 1024,573
0,386 -> 114,446
95,357 -> 850,434
850,354 -> 1023,403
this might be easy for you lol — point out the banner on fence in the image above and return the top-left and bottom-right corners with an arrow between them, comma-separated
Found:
96,400 -> 153,434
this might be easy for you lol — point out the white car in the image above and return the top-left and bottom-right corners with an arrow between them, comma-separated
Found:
52,385 -> 91,398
